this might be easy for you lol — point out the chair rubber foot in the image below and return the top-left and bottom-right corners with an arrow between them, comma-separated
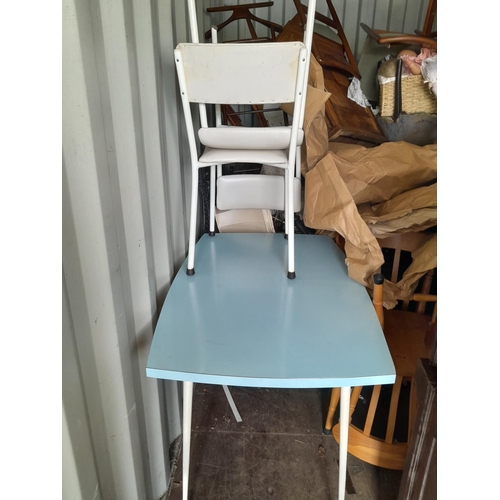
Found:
186,268 -> 195,276
209,231 -> 216,237
323,428 -> 332,435
284,234 -> 288,240
287,271 -> 296,280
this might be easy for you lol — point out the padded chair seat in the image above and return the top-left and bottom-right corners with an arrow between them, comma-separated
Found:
199,147 -> 289,166
198,126 -> 304,150
217,174 -> 301,212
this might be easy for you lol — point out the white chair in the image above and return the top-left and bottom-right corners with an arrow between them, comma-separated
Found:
174,37 -> 312,279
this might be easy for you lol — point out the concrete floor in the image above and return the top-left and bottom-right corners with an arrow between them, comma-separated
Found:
166,384 -> 402,500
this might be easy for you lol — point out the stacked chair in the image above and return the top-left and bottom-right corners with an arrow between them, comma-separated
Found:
177,0 -> 317,279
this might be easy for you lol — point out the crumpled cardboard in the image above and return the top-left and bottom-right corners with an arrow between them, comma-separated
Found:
304,142 -> 437,308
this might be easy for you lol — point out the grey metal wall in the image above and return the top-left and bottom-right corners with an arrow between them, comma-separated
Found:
199,0 -> 432,60
62,1 -> 429,500
63,0 -> 191,498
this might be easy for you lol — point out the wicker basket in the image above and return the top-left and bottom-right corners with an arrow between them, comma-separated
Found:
379,74 -> 437,117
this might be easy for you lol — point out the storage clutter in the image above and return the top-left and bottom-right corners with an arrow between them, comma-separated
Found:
302,141 -> 437,308
379,73 -> 437,116
377,48 -> 438,117
197,0 -> 437,308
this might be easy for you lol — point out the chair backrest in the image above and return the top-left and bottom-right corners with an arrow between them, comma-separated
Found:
174,42 -> 307,106
359,0 -> 437,51
377,232 -> 430,285
175,41 -> 308,166
377,232 -> 437,317
204,1 -> 283,43
418,0 -> 437,37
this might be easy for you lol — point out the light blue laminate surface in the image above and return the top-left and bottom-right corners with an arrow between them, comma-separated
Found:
146,233 -> 395,388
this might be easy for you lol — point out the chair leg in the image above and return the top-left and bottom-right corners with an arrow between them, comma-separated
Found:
324,387 -> 340,434
338,386 -> 351,500
186,167 -> 198,275
182,381 -> 194,500
295,145 -> 301,179
209,165 -> 216,236
284,169 -> 289,239
363,385 -> 381,436
287,167 -> 295,279
385,375 -> 403,444
349,386 -> 362,419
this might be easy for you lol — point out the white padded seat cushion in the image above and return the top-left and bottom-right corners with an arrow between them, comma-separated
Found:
217,174 -> 301,212
199,147 -> 288,166
198,126 -> 304,150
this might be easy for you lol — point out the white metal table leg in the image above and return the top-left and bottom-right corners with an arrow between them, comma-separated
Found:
209,165 -> 216,235
182,381 -> 194,500
338,386 -> 351,500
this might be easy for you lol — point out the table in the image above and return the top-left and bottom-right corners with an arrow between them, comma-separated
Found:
146,233 -> 395,500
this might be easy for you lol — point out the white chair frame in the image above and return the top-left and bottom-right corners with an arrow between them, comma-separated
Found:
176,0 -> 316,279
175,41 -> 308,278
208,25 -> 302,235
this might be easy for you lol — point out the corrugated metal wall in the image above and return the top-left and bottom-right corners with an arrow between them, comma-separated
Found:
199,0 -> 432,59
62,1 -> 431,499
63,0 -> 191,498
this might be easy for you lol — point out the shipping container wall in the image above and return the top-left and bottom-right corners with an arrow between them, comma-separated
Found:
198,0 -> 433,59
63,0 -> 191,499
62,1 -> 430,500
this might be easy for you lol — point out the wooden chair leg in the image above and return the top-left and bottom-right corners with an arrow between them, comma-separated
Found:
350,386 -> 362,420
385,375 -> 403,444
363,385 -> 381,436
324,387 -> 340,434
373,274 -> 385,329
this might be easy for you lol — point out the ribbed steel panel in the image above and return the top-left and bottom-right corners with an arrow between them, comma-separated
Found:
199,0 -> 432,59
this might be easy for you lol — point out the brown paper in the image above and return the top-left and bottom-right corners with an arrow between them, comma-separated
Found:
304,153 -> 384,286
308,52 -> 326,89
328,142 -> 437,205
304,146 -> 437,305
358,183 -> 437,238
361,209 -> 437,238
288,66 -> 438,306
281,55 -> 331,177
381,234 -> 437,309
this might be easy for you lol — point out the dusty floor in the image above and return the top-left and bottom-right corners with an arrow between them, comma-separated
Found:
166,384 -> 402,500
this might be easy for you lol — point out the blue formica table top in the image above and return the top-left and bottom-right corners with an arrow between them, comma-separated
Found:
146,233 -> 395,388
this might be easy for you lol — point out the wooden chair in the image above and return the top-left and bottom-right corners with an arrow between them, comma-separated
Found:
276,0 -> 386,145
204,2 -> 283,43
291,0 -> 360,79
360,0 -> 437,51
415,0 -> 437,38
324,232 -> 437,470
